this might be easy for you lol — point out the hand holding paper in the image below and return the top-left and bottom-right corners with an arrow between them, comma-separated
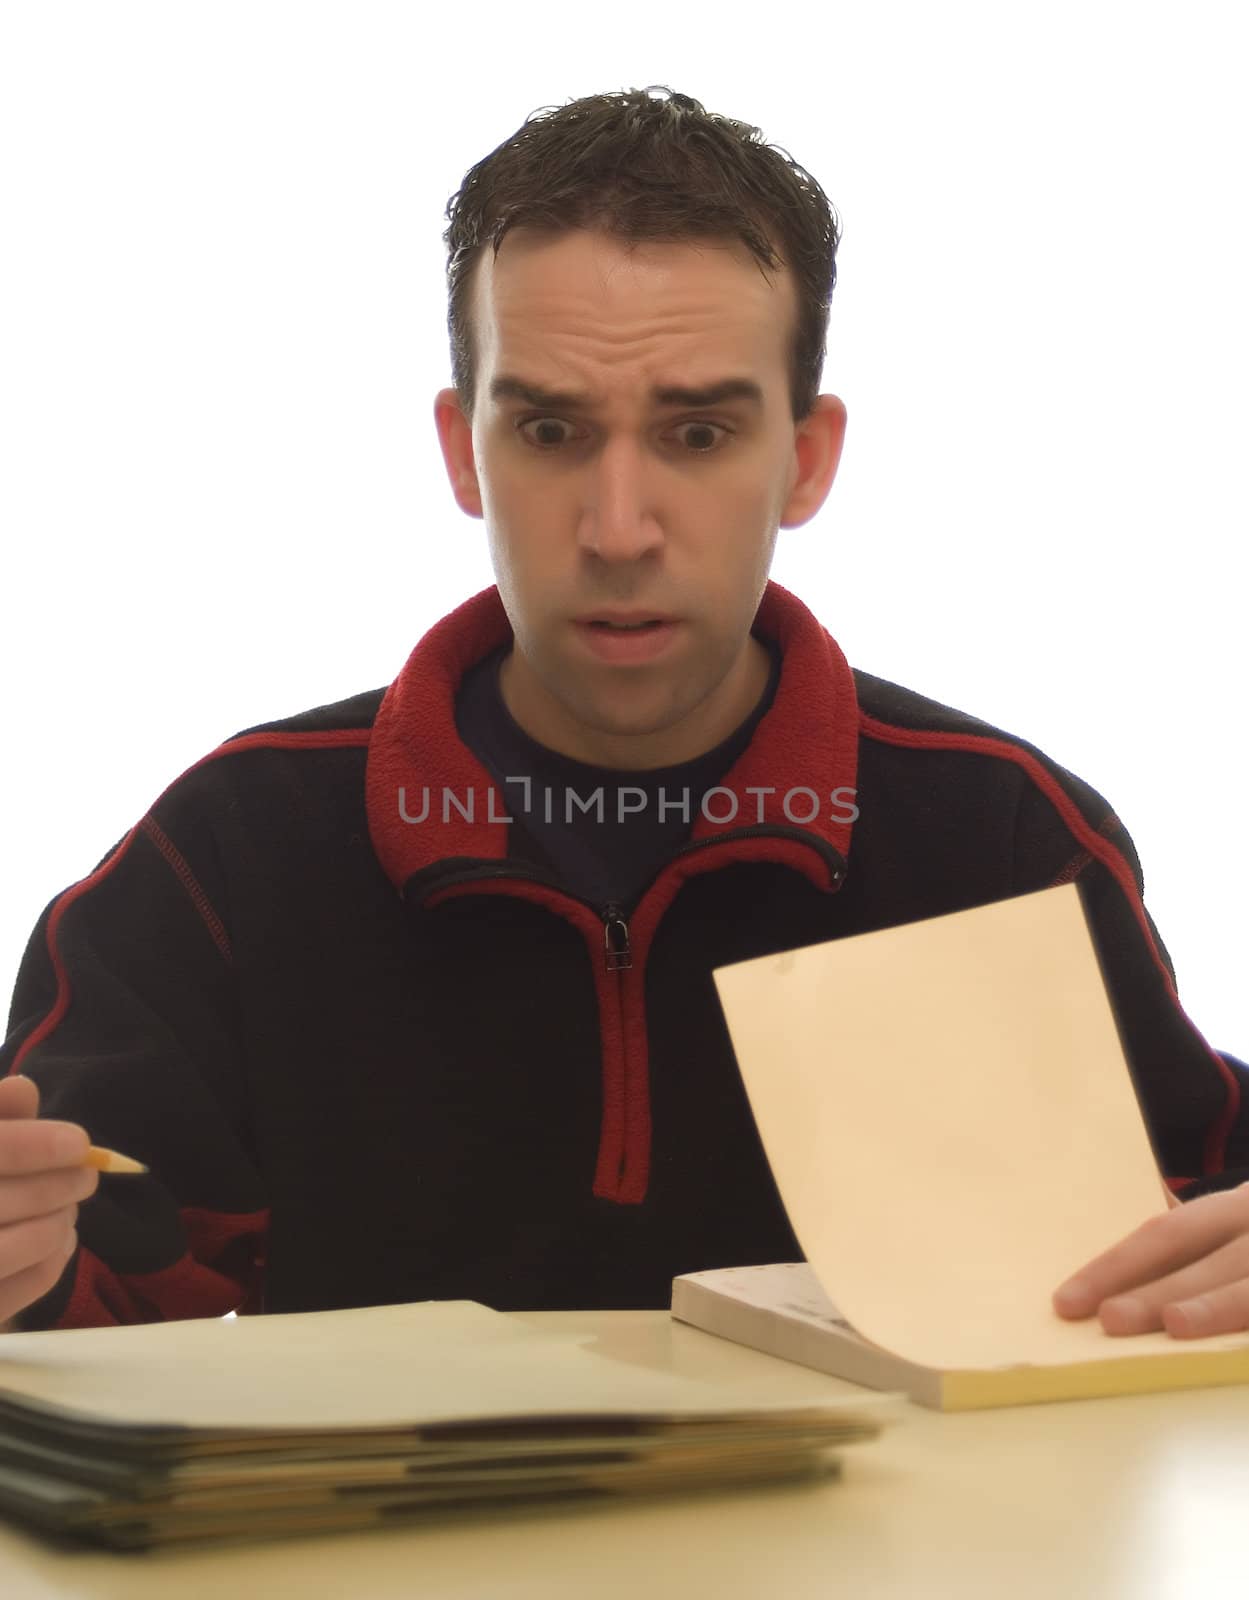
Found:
1054,1181 -> 1249,1339
709,882 -> 1249,1390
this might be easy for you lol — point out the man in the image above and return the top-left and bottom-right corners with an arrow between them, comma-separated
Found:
3,92 -> 1247,1338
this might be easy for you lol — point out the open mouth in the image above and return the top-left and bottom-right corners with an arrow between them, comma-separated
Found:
576,618 -> 680,662
587,620 -> 668,631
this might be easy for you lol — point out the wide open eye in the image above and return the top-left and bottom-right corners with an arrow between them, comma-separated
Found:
515,417 -> 732,453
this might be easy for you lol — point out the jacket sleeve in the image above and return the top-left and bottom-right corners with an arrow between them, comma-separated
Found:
1011,768 -> 1249,1202
1,806 -> 269,1330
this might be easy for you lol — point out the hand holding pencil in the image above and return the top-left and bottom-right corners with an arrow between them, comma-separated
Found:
0,1073 -> 145,1328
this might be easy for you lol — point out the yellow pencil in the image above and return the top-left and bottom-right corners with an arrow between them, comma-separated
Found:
83,1145 -> 148,1175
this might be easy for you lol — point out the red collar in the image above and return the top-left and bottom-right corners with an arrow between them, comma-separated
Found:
365,579 -> 860,892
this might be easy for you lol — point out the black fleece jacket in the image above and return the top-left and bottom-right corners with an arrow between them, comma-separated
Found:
4,580 -> 1246,1330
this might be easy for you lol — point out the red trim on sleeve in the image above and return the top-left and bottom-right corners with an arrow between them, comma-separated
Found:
859,714 -> 1240,1177
58,1246 -> 126,1325
11,828 -> 140,1077
53,1205 -> 269,1329
7,728 -> 372,1080
180,1203 -> 269,1266
1048,814 -> 1121,889
139,815 -> 233,963
55,1243 -> 240,1327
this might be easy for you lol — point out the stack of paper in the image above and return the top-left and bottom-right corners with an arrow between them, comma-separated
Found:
694,883 -> 1249,1408
0,1299 -> 892,1548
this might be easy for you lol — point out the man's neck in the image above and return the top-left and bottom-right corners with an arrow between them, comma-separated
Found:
497,633 -> 773,771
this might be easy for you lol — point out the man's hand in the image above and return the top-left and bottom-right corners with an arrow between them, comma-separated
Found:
0,1074 -> 97,1327
1053,1183 -> 1249,1338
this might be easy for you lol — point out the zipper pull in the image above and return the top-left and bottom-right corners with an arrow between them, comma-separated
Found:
602,902 -> 632,971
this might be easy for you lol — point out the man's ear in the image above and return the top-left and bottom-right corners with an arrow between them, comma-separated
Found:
433,387 -> 484,519
779,394 -> 847,531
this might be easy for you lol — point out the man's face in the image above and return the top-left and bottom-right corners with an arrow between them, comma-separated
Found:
434,227 -> 845,768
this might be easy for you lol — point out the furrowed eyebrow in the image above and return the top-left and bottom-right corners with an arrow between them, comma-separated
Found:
489,374 -> 765,412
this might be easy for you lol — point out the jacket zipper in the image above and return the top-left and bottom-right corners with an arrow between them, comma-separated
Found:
602,902 -> 631,970
594,824 -> 844,974
419,821 -> 845,972
418,826 -> 845,1202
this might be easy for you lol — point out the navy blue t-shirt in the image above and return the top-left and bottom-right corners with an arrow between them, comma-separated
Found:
455,636 -> 782,916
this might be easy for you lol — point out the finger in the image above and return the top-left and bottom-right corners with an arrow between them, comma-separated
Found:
0,1166 -> 98,1228
0,1076 -> 39,1120
0,1117 -> 90,1176
0,1205 -> 79,1285
1161,1280 -> 1249,1339
1094,1233 -> 1249,1335
0,1230 -> 77,1326
1053,1187 -> 1249,1317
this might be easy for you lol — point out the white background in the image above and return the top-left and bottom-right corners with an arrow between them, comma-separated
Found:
1,2 -> 1244,1054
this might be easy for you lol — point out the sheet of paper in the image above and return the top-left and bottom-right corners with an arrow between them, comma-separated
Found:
712,882 -> 1249,1369
0,1299 -> 875,1433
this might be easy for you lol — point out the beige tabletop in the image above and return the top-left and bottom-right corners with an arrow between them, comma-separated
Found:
4,1307 -> 1247,1599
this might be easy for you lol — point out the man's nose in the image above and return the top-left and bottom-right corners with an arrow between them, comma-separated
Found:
576,439 -> 666,562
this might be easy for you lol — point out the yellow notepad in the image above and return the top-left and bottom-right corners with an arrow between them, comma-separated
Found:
702,883 -> 1249,1408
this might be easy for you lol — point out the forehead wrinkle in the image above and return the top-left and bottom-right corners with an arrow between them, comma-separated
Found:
489,371 -> 767,415
476,227 -> 789,349
478,250 -> 789,415
490,311 -> 773,397
489,265 -> 771,335
495,298 -> 754,342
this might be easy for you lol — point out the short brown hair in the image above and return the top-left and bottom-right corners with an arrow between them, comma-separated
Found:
441,85 -> 841,428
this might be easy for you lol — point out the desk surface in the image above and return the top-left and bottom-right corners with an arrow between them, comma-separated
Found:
5,1308 -> 1247,1599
